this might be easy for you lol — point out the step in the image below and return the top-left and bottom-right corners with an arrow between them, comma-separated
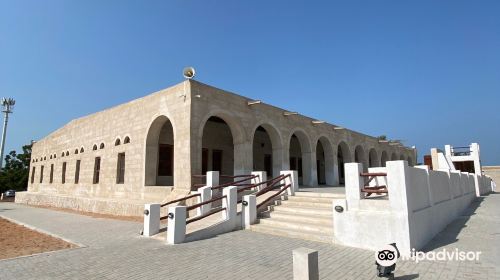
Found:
262,211 -> 333,227
287,195 -> 337,204
279,200 -> 332,209
258,218 -> 333,234
295,192 -> 345,199
272,205 -> 333,217
250,224 -> 333,243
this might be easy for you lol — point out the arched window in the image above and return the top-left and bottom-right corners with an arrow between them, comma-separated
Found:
66,151 -> 69,156
100,143 -> 105,149
75,149 -> 79,154
124,136 -> 130,144
44,156 -> 46,161
80,147 -> 84,153
50,155 -> 52,159
115,138 -> 121,146
54,154 -> 57,159
93,144 -> 98,151
61,152 -> 65,157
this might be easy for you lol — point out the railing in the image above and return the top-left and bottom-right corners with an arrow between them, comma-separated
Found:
360,172 -> 387,196
257,183 -> 291,209
192,174 -> 206,190
160,193 -> 200,208
211,175 -> 258,190
237,174 -> 285,194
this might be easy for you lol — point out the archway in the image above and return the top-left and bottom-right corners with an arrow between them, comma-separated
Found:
400,154 -> 405,160
337,141 -> 351,185
381,151 -> 388,167
407,156 -> 413,166
252,124 -> 282,177
391,153 -> 398,161
316,137 -> 335,185
354,145 -> 366,170
145,116 -> 174,186
289,131 -> 311,186
201,116 -> 235,177
368,148 -> 379,167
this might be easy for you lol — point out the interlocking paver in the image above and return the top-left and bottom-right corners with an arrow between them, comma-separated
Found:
0,193 -> 499,279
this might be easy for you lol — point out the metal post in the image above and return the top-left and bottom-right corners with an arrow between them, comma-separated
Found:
0,98 -> 15,170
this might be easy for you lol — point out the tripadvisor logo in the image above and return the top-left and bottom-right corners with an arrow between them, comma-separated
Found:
375,244 -> 398,267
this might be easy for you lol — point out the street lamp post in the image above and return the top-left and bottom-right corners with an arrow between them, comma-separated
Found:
0,98 -> 15,170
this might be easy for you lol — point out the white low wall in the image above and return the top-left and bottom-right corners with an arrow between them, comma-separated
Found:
333,161 -> 492,256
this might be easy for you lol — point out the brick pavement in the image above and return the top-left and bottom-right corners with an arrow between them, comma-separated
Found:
0,193 -> 498,280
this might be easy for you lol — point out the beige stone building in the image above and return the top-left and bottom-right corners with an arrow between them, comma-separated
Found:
17,80 -> 416,216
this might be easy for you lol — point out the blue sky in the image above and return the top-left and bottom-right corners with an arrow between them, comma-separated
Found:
0,0 -> 499,165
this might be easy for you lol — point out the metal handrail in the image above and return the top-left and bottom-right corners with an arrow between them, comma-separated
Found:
237,174 -> 286,193
220,174 -> 255,179
186,195 -> 227,211
160,193 -> 201,208
257,184 -> 291,209
255,174 -> 290,197
211,175 -> 258,190
186,207 -> 226,225
360,172 -> 387,177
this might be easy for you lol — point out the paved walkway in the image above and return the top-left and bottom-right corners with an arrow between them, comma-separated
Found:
0,193 -> 499,280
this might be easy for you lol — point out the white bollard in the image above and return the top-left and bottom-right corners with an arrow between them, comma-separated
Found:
206,171 -> 219,187
143,203 -> 160,237
293,247 -> 319,280
222,186 -> 238,221
251,171 -> 267,191
280,170 -> 298,195
166,206 -> 187,245
242,194 -> 256,229
197,186 -> 212,216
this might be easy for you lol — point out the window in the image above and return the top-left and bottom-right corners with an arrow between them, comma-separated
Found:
65,151 -> 69,156
116,153 -> 125,184
75,149 -> 79,154
50,164 -> 54,184
99,143 -> 105,149
115,139 -> 121,146
40,166 -> 44,183
80,147 -> 84,153
31,167 -> 36,184
158,144 -> 173,176
75,160 -> 81,184
93,144 -> 97,151
123,136 -> 130,144
93,157 -> 101,184
62,162 -> 67,184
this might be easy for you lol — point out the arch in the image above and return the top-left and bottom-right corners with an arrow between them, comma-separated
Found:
368,148 -> 379,167
251,123 -> 283,178
93,144 -> 97,151
391,153 -> 398,161
80,147 -> 84,153
61,152 -> 65,157
354,145 -> 366,166
74,149 -> 78,154
99,143 -> 105,149
43,156 -> 46,161
50,155 -> 52,159
337,141 -> 351,185
315,136 -> 335,186
407,156 -> 413,166
399,154 -> 405,160
288,129 -> 313,186
197,111 -> 246,177
200,116 -> 235,178
380,151 -> 388,167
53,154 -> 56,159
145,115 -> 175,186
115,138 -> 121,146
124,136 -> 130,144
65,151 -> 69,156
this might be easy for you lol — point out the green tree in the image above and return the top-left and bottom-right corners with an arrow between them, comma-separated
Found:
0,144 -> 32,193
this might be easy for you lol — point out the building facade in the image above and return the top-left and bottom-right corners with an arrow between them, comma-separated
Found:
19,80 -> 417,215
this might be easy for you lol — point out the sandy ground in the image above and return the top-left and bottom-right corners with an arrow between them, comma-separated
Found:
0,217 -> 76,260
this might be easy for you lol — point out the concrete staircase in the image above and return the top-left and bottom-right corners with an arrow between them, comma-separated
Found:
250,192 -> 344,243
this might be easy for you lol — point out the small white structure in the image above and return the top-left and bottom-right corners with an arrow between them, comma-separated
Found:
333,160 -> 492,257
